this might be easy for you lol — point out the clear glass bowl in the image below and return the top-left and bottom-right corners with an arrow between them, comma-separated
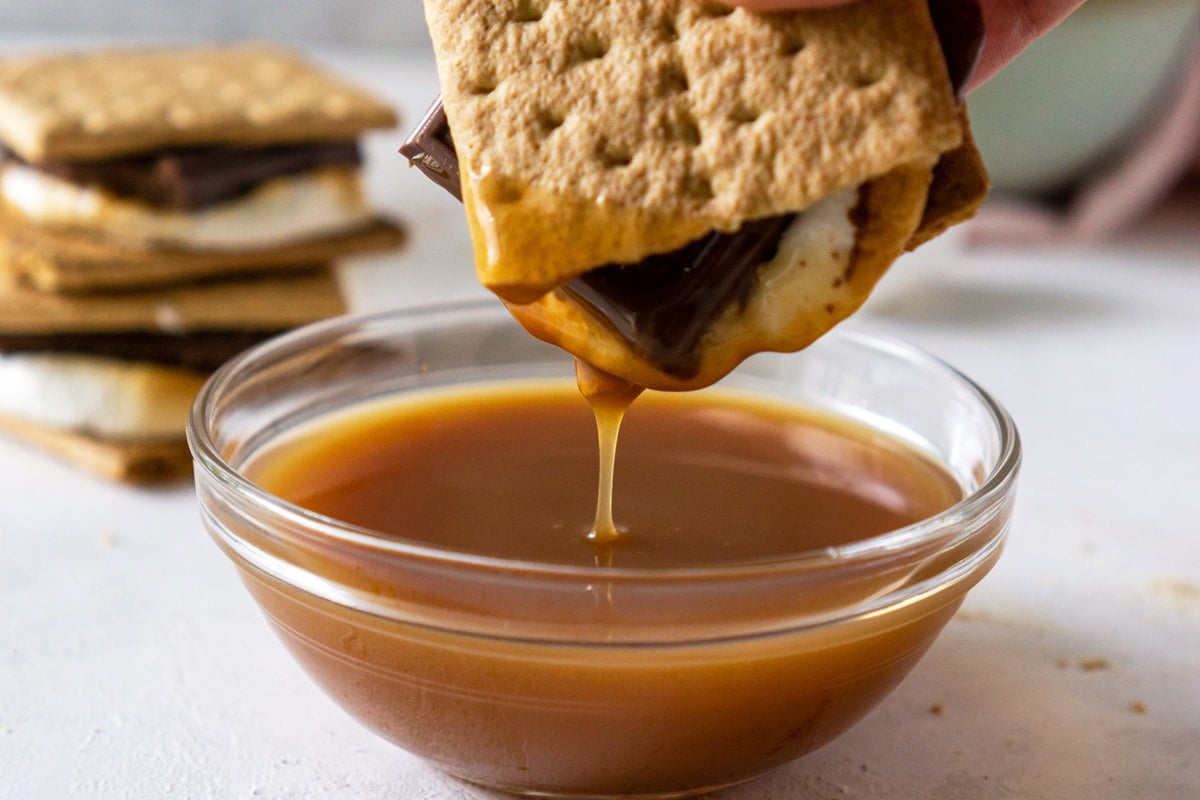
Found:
188,300 -> 1020,799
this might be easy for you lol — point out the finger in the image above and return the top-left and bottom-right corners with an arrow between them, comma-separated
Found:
969,0 -> 1087,90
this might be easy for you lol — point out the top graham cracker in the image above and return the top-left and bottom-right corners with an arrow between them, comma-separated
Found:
0,44 -> 399,163
425,0 -> 963,293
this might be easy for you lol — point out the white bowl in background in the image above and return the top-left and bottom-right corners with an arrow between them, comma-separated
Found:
968,0 -> 1200,196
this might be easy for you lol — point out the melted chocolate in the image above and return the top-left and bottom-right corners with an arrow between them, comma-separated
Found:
563,216 -> 795,378
400,101 -> 798,377
1,141 -> 361,211
0,330 -> 279,372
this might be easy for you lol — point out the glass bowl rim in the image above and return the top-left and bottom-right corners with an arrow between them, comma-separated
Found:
188,299 -> 1021,582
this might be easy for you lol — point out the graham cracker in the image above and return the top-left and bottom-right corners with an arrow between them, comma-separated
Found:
0,44 -> 398,163
907,108 -> 989,250
0,267 -> 345,335
0,413 -> 192,483
425,0 -> 962,298
0,211 -> 404,292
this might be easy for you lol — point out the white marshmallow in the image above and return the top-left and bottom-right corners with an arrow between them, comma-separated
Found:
0,353 -> 205,440
0,164 -> 374,250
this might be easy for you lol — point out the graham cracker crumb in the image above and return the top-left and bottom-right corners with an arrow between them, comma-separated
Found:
1153,578 -> 1200,607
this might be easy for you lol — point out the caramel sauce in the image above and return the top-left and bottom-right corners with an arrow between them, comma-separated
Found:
239,382 -> 984,796
248,381 -> 960,569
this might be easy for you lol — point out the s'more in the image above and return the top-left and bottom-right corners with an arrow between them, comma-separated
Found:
0,268 -> 347,482
405,0 -> 989,390
0,43 -> 405,291
0,43 -> 404,480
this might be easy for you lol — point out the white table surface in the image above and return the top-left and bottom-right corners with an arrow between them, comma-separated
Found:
2,44 -> 1198,800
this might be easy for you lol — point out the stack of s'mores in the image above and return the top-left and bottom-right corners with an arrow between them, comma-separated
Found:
0,44 -> 405,481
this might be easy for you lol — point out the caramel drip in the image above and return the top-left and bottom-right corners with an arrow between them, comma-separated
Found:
575,359 -> 644,555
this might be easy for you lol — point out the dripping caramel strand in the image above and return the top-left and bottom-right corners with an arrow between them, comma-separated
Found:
575,358 -> 644,549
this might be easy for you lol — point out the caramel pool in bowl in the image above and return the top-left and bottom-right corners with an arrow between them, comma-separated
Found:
188,301 -> 1020,799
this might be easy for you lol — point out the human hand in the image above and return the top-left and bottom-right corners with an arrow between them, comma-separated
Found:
728,0 -> 1088,92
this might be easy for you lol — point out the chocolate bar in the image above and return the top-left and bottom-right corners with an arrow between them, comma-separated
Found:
398,101 -> 461,201
927,0 -> 984,99
0,330 -> 280,372
1,141 -> 362,211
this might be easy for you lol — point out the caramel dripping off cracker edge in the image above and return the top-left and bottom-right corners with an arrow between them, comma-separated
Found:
413,0 -> 986,389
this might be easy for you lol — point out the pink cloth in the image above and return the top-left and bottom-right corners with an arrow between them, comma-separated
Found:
967,35 -> 1200,245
